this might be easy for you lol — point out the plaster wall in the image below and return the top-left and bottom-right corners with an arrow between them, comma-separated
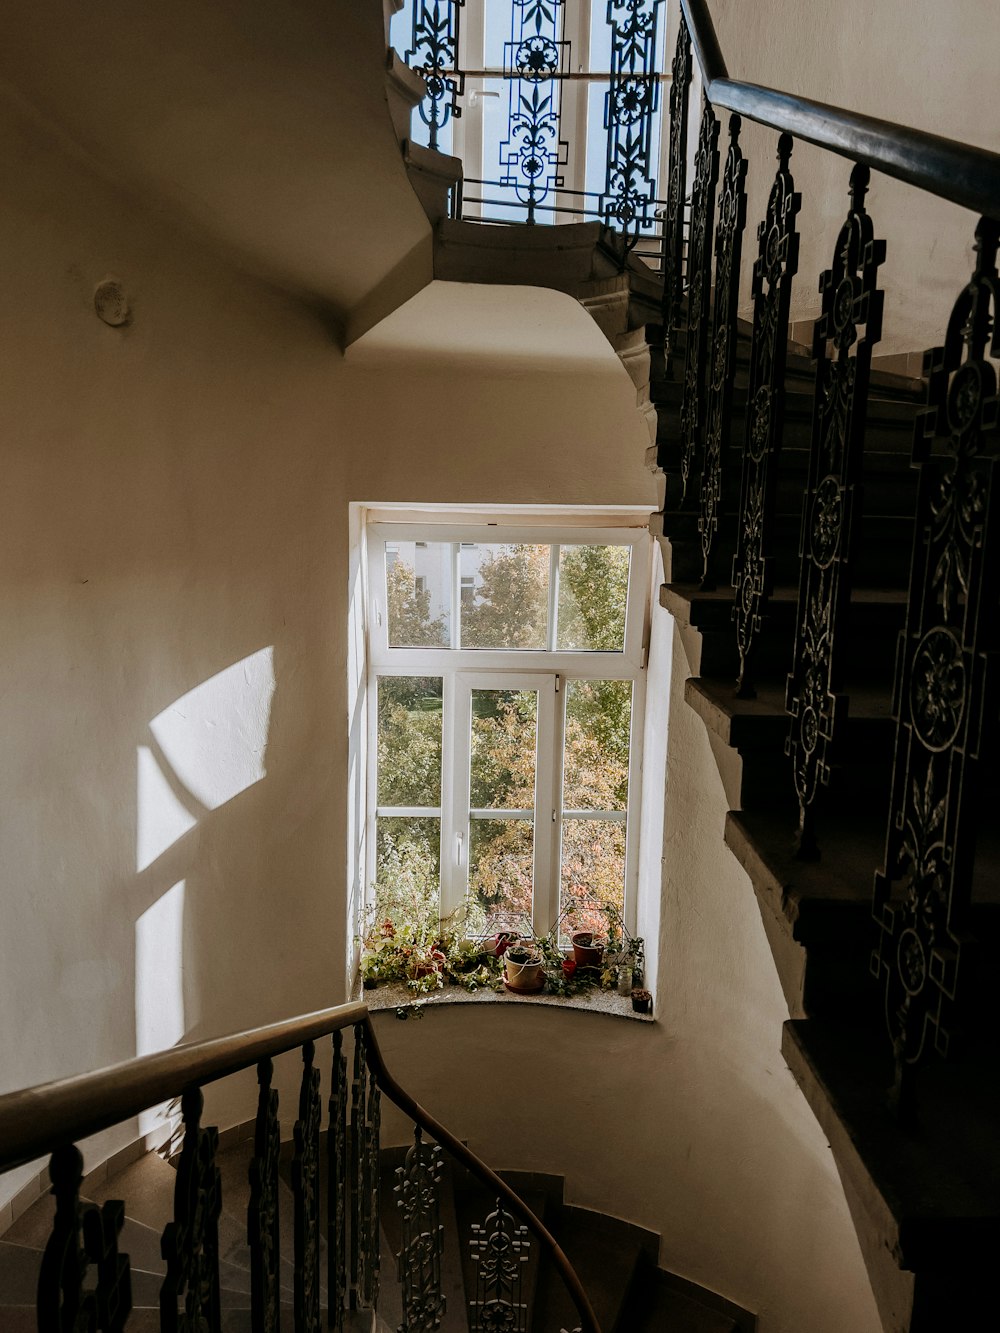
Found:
371,589 -> 883,1333
701,0 -> 999,355
0,84 -> 351,1202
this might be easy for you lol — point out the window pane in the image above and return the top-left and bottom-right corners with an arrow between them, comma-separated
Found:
556,545 -> 630,651
470,689 -> 538,809
560,817 -> 627,925
377,677 -> 443,806
375,817 -> 441,898
563,680 -> 632,810
460,543 -> 549,649
469,818 -> 534,922
385,542 -> 451,647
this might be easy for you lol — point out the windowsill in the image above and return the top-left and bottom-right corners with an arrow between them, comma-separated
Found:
354,978 -> 655,1023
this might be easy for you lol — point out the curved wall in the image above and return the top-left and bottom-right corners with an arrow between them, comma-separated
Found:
368,577 -> 883,1333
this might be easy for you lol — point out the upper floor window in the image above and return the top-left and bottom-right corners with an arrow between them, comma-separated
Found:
367,521 -> 649,940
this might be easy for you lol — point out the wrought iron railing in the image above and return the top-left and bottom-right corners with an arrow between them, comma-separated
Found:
655,0 -> 1000,1111
401,0 -> 671,258
0,1002 -> 599,1332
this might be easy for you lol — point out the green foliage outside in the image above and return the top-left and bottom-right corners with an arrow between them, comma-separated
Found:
372,541 -> 635,975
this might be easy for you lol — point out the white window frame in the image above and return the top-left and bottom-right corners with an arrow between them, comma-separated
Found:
365,519 -> 650,938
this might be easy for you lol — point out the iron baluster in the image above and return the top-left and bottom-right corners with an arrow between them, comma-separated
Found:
731,132 -> 801,697
37,1143 -> 133,1333
327,1029 -> 347,1332
406,1 -> 465,153
293,1041 -> 323,1333
872,217 -> 1000,1115
662,12 -> 692,361
468,1198 -> 530,1333
248,1058 -> 281,1333
699,113 -> 749,588
678,95 -> 721,504
785,164 -> 885,859
363,1058 -> 382,1310
349,1023 -> 367,1310
501,0 -> 570,224
395,1127 -> 446,1333
160,1088 -> 222,1333
601,0 -> 666,255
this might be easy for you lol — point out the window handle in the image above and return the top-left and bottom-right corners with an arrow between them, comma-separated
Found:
455,831 -> 464,867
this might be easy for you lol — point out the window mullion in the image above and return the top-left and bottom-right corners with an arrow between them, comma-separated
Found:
442,674 -> 470,924
532,676 -> 561,937
547,544 -> 560,652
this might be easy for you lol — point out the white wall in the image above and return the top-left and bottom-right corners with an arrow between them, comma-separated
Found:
371,602 -> 883,1333
702,0 -> 998,355
0,81 -> 351,1198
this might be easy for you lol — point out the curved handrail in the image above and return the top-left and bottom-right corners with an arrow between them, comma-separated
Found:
680,0 -> 1000,219
362,1016 -> 601,1333
0,1002 -> 602,1332
0,1001 -> 369,1173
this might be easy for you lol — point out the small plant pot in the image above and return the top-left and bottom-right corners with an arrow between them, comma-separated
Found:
504,948 -> 545,994
571,931 -> 605,971
631,988 -> 652,1014
485,931 -> 518,958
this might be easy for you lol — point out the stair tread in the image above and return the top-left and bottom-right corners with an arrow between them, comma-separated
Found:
533,1205 -> 652,1333
632,1276 -> 741,1332
783,1018 -> 1000,1264
685,677 -> 893,752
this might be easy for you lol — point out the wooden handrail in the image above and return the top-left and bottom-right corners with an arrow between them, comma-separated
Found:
362,1015 -> 602,1333
0,1004 -> 602,1331
0,1001 -> 368,1173
680,0 -> 1000,219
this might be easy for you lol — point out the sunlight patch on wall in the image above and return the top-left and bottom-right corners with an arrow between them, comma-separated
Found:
135,879 -> 186,1135
136,745 -> 198,872
149,647 -> 276,811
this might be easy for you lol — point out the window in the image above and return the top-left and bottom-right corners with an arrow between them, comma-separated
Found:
366,520 -> 649,940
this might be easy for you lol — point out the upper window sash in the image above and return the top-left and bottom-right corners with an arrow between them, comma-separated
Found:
366,522 -> 649,672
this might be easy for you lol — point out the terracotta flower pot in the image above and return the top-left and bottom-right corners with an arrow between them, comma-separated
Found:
504,947 -> 544,993
571,930 -> 605,971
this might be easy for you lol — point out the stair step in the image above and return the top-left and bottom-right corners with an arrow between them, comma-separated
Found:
627,1271 -> 742,1332
533,1204 -> 657,1333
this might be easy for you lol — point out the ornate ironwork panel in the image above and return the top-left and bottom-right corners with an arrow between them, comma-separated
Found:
394,1127 -> 446,1332
406,1 -> 465,152
662,12 -> 692,358
293,1041 -> 323,1333
699,114 -> 749,588
467,1199 -> 529,1333
785,165 -> 885,858
327,1029 -> 348,1333
350,1024 -> 381,1312
872,217 -> 1000,1109
500,0 -> 570,223
160,1088 -> 222,1333
601,0 -> 666,253
37,1144 -> 133,1333
678,96 -> 721,503
248,1058 -> 281,1333
731,133 -> 801,697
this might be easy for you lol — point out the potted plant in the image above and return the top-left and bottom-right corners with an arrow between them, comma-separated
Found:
503,941 -> 545,993
631,987 -> 652,1014
571,930 -> 605,972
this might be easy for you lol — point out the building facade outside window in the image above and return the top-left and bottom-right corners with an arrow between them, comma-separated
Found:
366,518 -> 650,941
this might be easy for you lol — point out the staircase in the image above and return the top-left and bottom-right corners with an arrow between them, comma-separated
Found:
0,1131 -> 749,1331
646,236 -> 1000,1331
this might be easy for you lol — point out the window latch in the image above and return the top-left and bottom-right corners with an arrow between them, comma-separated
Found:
455,831 -> 464,866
